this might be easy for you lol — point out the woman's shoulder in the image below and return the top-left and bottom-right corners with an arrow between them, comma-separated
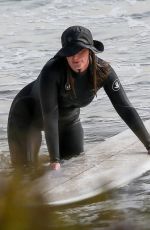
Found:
38,57 -> 66,86
96,57 -> 117,78
42,57 -> 66,73
96,56 -> 109,67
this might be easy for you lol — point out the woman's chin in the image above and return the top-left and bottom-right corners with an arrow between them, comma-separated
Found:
71,67 -> 82,73
74,67 -> 87,73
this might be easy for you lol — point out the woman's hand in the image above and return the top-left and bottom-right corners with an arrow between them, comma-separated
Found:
50,162 -> 61,170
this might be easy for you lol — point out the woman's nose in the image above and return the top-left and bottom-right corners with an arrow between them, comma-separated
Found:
72,53 -> 80,61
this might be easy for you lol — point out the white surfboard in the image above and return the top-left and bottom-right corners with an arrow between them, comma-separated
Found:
33,120 -> 150,206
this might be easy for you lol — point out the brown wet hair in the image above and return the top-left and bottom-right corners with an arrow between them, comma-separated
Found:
90,50 -> 110,95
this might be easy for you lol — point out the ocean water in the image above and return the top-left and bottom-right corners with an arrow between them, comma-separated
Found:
0,0 -> 150,229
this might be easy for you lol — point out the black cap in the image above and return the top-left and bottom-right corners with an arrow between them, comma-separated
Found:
55,26 -> 104,57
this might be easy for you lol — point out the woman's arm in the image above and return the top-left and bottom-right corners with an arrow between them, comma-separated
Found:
39,60 -> 61,163
103,67 -> 150,151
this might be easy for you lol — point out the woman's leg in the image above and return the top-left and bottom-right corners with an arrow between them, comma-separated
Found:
59,121 -> 84,159
8,125 -> 42,167
7,98 -> 42,167
26,126 -> 42,165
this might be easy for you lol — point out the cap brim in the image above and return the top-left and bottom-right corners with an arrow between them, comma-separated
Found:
55,40 -> 104,57
93,40 -> 104,53
55,45 -> 83,57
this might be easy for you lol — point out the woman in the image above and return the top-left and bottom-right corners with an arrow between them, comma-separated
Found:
7,25 -> 150,170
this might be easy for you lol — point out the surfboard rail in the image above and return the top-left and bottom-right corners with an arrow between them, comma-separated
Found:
32,120 -> 150,205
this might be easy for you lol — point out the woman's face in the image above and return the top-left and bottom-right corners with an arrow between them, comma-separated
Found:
66,48 -> 90,73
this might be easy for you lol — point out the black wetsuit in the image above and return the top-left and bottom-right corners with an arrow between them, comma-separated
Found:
7,56 -> 150,166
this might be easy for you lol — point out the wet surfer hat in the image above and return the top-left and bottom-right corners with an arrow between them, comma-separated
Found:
55,25 -> 104,57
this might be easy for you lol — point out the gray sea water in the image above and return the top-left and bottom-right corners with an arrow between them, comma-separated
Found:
0,0 -> 150,229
